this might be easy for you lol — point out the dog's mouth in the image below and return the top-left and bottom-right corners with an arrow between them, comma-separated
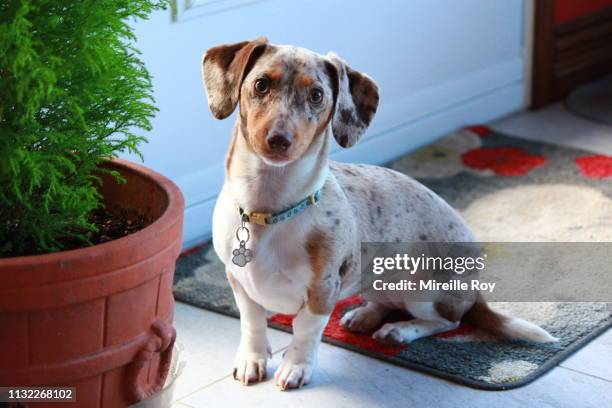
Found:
259,152 -> 293,167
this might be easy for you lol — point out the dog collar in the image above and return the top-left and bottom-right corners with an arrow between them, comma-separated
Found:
236,190 -> 321,226
231,190 -> 321,267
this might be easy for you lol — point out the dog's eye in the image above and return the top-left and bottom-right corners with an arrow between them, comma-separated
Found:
309,88 -> 324,105
254,78 -> 270,94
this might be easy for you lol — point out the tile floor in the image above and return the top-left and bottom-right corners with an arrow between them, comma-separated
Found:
170,103 -> 612,408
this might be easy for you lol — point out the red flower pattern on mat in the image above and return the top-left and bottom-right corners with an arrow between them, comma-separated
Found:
465,125 -> 492,137
461,147 -> 548,176
268,295 -> 470,357
575,155 -> 612,179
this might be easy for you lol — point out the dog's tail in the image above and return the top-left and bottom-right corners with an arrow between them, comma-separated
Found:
463,293 -> 558,343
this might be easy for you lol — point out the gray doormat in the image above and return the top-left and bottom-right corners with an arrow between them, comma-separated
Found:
566,74 -> 612,125
174,127 -> 612,390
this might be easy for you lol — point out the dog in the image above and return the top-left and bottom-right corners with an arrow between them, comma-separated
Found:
202,38 -> 556,390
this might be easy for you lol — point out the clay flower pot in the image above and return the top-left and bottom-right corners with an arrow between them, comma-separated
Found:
0,159 -> 184,407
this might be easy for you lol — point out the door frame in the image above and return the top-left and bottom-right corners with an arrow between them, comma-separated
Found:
531,1 -> 612,108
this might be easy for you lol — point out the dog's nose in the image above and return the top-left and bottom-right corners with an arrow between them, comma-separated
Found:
267,133 -> 292,152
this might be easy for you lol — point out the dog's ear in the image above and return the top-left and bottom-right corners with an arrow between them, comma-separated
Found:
202,37 -> 268,119
325,53 -> 379,148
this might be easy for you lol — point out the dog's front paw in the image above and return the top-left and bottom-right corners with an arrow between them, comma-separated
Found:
274,346 -> 316,391
233,344 -> 271,385
274,358 -> 313,391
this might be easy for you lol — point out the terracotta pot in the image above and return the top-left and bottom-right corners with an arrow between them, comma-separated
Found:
0,159 -> 184,407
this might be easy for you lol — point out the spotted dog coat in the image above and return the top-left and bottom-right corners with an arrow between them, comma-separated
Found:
202,38 -> 556,391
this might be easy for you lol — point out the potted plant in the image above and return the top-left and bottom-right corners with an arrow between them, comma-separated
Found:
0,1 -> 183,406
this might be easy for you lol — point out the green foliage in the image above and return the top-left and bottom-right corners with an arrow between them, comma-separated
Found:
0,0 -> 166,256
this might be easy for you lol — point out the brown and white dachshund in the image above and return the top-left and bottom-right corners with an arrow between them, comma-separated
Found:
202,38 -> 556,390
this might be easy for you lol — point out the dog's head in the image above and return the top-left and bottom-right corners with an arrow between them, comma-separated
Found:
202,38 -> 379,166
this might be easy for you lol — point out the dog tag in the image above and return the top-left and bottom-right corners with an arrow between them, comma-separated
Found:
232,240 -> 253,267
232,222 -> 253,267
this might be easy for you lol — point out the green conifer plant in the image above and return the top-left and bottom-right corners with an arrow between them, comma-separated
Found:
0,0 -> 166,256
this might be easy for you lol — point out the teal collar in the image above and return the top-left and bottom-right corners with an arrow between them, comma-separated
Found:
237,190 -> 321,226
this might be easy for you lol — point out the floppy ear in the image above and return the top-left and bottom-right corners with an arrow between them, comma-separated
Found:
325,53 -> 379,148
202,37 -> 268,119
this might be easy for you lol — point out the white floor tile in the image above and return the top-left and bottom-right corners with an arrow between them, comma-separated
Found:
492,103 -> 612,155
172,302 -> 292,401
180,340 -> 612,408
560,328 -> 612,382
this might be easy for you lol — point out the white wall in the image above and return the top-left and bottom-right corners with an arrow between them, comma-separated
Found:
126,0 -> 527,248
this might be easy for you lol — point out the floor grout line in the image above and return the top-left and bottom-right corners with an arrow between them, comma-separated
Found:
175,347 -> 289,402
176,373 -> 234,402
172,402 -> 195,408
558,366 -> 612,384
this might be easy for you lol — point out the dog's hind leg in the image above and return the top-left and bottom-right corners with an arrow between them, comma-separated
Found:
341,302 -> 391,333
373,318 -> 459,345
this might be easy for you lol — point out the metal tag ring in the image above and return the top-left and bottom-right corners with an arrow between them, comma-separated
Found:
236,226 -> 250,243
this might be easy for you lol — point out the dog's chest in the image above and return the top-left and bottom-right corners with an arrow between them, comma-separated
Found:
213,196 -> 313,314
239,231 -> 312,314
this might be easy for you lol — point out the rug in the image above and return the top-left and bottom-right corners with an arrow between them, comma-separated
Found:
566,74 -> 612,125
173,126 -> 612,390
